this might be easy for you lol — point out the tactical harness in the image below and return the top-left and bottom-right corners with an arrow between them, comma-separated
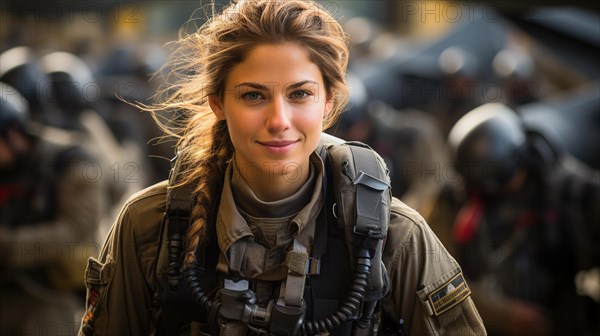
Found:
155,135 -> 404,335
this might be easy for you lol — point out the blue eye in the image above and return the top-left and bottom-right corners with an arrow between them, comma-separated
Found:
289,90 -> 310,100
242,91 -> 263,101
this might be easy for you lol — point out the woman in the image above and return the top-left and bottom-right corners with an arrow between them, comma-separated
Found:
79,1 -> 485,335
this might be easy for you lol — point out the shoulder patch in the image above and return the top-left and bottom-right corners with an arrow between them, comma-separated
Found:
428,272 -> 471,316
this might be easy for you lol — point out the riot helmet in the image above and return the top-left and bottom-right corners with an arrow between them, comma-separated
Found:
0,46 -> 51,122
448,103 -> 527,193
39,51 -> 98,124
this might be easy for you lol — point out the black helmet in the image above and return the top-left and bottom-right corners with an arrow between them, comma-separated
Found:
0,46 -> 50,122
448,103 -> 527,193
39,51 -> 98,118
0,82 -> 30,138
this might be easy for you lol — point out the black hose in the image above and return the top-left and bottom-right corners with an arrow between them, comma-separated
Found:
301,247 -> 372,335
186,264 -> 214,312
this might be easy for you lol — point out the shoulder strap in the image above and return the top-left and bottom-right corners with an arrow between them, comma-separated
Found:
318,136 -> 392,302
164,154 -> 195,288
319,134 -> 391,236
347,142 -> 391,238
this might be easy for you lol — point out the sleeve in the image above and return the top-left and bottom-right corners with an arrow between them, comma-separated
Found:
381,197 -> 486,335
78,203 -> 155,336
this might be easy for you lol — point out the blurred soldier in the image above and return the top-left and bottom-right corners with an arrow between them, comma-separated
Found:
434,102 -> 599,335
0,82 -> 102,335
39,51 -> 144,243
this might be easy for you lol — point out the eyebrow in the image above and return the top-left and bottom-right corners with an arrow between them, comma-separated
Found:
234,80 -> 318,90
287,80 -> 319,90
234,82 -> 269,90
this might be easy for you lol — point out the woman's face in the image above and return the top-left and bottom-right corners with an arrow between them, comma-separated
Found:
209,43 -> 332,189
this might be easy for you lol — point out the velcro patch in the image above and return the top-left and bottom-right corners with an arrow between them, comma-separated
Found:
285,250 -> 308,275
428,272 -> 471,316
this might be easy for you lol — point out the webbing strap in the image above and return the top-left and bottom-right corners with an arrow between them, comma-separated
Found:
165,155 -> 194,287
306,158 -> 331,274
166,155 -> 194,214
307,207 -> 327,275
349,146 -> 390,238
283,240 -> 308,307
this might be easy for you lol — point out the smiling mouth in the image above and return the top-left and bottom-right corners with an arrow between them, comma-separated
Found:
258,140 -> 298,146
257,140 -> 298,154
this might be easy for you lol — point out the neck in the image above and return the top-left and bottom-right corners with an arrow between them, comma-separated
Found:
235,160 -> 310,202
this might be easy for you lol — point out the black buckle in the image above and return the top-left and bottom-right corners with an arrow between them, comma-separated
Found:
353,225 -> 386,240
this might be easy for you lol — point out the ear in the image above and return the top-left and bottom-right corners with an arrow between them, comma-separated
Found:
208,95 -> 225,120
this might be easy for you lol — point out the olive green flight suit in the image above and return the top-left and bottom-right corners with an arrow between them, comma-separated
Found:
79,152 -> 485,335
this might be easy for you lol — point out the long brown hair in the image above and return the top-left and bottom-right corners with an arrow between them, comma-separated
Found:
146,0 -> 350,268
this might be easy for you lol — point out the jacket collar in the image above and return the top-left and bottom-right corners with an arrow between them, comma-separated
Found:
215,152 -> 325,254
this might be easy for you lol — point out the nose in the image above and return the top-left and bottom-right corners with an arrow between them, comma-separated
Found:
265,96 -> 291,133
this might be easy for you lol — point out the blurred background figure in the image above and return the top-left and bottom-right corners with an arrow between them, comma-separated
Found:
39,50 -> 145,242
433,97 -> 599,336
0,82 -> 102,335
